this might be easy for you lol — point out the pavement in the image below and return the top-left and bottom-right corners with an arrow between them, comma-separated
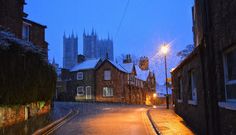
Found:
52,103 -> 155,135
149,106 -> 194,135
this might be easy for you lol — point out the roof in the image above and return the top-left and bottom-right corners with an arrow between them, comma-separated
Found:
120,63 -> 134,73
135,65 -> 150,81
108,60 -> 128,73
23,18 -> 47,28
70,59 -> 100,71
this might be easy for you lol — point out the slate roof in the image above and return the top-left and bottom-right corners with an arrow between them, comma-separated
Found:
135,65 -> 150,81
70,59 -> 100,71
120,63 -> 134,73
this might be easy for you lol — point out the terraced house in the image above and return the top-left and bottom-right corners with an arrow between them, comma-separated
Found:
95,56 -> 156,105
171,0 -> 236,134
69,58 -> 102,101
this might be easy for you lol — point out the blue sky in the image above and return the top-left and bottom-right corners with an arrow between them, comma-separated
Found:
25,0 -> 194,84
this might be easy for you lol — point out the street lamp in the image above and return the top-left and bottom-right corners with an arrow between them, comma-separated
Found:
160,44 -> 170,109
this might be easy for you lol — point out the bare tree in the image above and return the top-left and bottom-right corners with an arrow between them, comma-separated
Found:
177,44 -> 194,60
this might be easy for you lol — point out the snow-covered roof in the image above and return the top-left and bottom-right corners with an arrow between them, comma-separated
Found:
135,65 -> 150,81
120,63 -> 134,73
156,84 -> 172,95
108,60 -> 128,73
0,29 -> 46,57
70,59 -> 100,71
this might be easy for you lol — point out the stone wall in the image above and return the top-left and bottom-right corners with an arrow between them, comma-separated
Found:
0,101 -> 51,128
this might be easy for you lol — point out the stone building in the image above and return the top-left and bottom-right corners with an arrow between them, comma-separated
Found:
83,29 -> 114,61
69,59 -> 102,101
63,32 -> 78,69
0,0 -> 48,58
171,0 -> 236,134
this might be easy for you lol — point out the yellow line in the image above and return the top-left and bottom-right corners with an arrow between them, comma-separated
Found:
44,111 -> 79,135
141,109 -> 156,135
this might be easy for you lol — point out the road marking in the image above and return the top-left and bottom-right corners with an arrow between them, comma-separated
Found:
141,109 -> 157,135
43,110 -> 79,135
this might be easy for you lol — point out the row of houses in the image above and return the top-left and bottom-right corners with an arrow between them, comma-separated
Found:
171,0 -> 236,134
55,55 -> 156,105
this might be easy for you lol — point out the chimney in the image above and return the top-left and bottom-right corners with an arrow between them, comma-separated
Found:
139,56 -> 149,70
77,54 -> 85,63
123,54 -> 132,63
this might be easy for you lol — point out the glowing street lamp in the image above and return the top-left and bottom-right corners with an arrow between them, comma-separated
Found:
160,44 -> 170,109
153,93 -> 157,98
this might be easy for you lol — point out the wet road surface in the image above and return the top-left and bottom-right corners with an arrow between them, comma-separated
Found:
52,103 -> 154,135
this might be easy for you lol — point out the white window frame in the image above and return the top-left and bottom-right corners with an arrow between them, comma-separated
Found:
223,47 -> 236,102
77,72 -> 83,80
22,22 -> 30,41
85,86 -> 92,99
188,70 -> 197,105
104,70 -> 111,80
77,86 -> 84,96
103,87 -> 113,97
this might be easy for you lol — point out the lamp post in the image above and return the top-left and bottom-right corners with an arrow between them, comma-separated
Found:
160,44 -> 169,109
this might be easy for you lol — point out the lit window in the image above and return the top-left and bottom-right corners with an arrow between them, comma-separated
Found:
77,86 -> 84,96
104,70 -> 111,80
22,22 -> 30,41
103,87 -> 113,97
77,72 -> 83,80
224,48 -> 236,101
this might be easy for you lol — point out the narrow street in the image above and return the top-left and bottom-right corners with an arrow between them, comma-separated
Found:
52,103 -> 155,135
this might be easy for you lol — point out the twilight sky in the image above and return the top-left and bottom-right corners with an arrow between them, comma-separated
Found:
25,0 -> 194,84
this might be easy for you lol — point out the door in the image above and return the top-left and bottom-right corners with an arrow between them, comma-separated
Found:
86,86 -> 92,99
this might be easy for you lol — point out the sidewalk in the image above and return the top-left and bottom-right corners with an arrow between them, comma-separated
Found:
149,106 -> 194,135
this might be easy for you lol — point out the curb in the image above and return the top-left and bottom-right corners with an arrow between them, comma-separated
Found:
33,110 -> 78,135
147,109 -> 161,135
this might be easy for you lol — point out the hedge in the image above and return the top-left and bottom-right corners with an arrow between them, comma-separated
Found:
0,35 -> 57,105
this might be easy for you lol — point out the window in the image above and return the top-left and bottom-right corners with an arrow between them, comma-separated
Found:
104,70 -> 111,80
224,48 -> 236,101
77,72 -> 83,80
178,77 -> 183,101
77,86 -> 84,96
22,22 -> 30,41
189,70 -> 197,102
103,87 -> 113,97
86,86 -> 92,99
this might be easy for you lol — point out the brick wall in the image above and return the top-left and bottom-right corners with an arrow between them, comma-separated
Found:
96,61 -> 127,103
68,70 -> 96,101
0,0 -> 24,38
171,48 -> 207,135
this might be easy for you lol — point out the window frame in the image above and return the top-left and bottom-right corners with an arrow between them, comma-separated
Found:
104,70 -> 111,80
85,86 -> 92,99
103,87 -> 113,97
188,70 -> 198,105
77,72 -> 83,80
77,86 -> 84,96
22,22 -> 30,41
223,47 -> 236,102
